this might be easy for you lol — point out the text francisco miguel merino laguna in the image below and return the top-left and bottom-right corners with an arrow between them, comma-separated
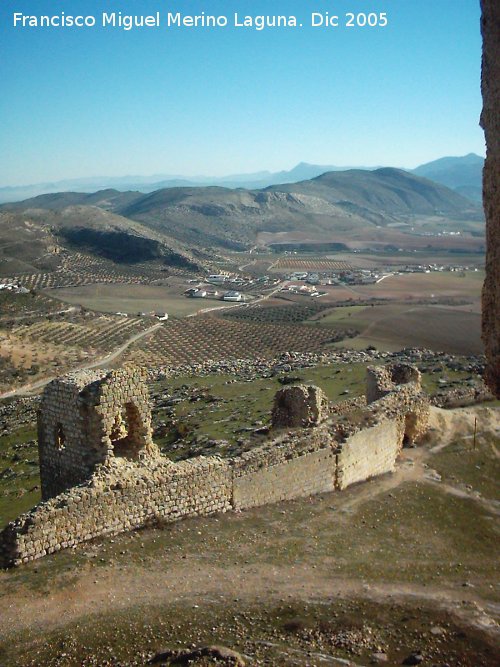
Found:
12,10 -> 389,30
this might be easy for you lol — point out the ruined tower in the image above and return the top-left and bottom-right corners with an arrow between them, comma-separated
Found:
37,367 -> 158,499
480,0 -> 500,397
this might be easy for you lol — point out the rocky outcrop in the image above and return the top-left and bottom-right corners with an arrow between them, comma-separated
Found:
480,0 -> 500,397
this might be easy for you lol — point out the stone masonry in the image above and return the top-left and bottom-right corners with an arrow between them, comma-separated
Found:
271,384 -> 328,428
366,363 -> 422,404
38,368 -> 159,500
0,364 -> 429,567
481,0 -> 500,397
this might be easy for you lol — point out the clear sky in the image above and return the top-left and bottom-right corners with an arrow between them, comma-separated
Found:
0,0 -> 485,185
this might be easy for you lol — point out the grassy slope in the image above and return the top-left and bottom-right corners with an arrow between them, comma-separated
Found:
0,428 -> 498,665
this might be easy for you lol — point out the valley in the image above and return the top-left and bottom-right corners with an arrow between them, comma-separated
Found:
0,163 -> 497,667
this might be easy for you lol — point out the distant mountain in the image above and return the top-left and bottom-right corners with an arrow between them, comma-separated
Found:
412,153 -> 484,202
0,163 -> 377,204
268,167 -> 473,214
1,155 -> 486,205
1,167 -> 484,270
2,188 -> 141,212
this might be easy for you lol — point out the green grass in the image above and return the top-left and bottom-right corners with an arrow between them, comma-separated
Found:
305,305 -> 369,325
429,433 -> 500,500
0,425 -> 40,525
152,363 -> 368,457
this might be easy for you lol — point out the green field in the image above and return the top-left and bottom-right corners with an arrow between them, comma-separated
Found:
304,302 -> 482,355
46,283 -> 214,317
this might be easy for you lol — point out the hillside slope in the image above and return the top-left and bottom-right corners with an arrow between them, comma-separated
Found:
117,168 -> 482,248
0,205 -> 201,275
412,153 -> 484,201
2,168 -> 483,255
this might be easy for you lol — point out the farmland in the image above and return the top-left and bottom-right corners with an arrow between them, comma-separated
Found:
121,316 -> 349,367
221,300 -> 332,324
318,303 -> 482,355
2,252 -> 155,290
0,252 -> 486,399
47,283 -> 211,317
270,257 -> 353,271
0,307 -> 153,393
347,270 -> 484,301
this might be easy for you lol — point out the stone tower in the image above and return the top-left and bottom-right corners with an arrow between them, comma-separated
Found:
37,367 -> 158,500
480,0 -> 500,397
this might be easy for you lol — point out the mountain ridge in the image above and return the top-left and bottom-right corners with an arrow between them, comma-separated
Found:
1,168 -> 482,260
0,155 -> 484,204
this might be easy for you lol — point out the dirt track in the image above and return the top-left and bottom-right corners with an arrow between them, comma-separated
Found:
0,322 -> 163,399
1,406 -> 499,648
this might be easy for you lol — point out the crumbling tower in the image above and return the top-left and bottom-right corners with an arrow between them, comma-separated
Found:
366,364 -> 429,445
38,367 -> 157,499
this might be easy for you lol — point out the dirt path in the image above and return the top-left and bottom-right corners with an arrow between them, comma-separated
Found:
1,548 -> 498,642
0,322 -> 163,399
2,405 -> 499,642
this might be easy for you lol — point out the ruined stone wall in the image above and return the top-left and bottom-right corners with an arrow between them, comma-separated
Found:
480,0 -> 500,397
38,372 -> 102,499
38,368 -> 158,500
335,418 -> 404,490
366,364 -> 422,404
1,457 -> 232,566
232,424 -> 335,509
233,449 -> 335,509
271,384 -> 328,428
0,364 -> 431,567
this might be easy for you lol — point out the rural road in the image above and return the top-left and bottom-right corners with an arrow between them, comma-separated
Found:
0,322 -> 163,400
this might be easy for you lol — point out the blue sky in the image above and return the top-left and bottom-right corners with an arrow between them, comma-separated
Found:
0,0 -> 484,185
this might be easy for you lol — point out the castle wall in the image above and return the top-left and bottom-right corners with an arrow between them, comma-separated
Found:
0,364 -> 431,567
38,368 -> 158,500
335,418 -> 404,490
1,457 -> 232,566
38,373 -> 102,499
233,448 -> 335,509
1,413 -> 406,566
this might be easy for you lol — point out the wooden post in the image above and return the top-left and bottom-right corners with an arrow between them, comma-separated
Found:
473,417 -> 477,450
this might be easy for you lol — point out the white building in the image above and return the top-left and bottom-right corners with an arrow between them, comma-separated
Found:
222,290 -> 243,302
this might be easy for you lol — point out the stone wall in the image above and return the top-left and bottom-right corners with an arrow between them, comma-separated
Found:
336,418 -> 404,490
38,368 -> 158,500
271,384 -> 328,428
480,0 -> 500,397
1,456 -> 232,566
366,364 -> 422,404
0,364 -> 430,567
